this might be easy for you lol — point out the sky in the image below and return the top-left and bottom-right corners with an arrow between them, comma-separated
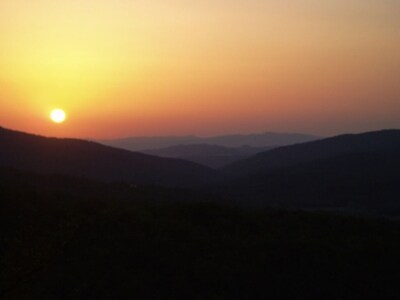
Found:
0,0 -> 399,138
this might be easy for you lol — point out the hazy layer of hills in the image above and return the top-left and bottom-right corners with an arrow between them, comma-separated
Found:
0,127 -> 219,187
142,144 -> 274,168
101,132 -> 320,151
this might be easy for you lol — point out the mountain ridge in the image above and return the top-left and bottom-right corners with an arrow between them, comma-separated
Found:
215,129 -> 400,212
223,129 -> 400,177
0,126 -> 220,187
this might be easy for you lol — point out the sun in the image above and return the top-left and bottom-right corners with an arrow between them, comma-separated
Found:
50,109 -> 67,124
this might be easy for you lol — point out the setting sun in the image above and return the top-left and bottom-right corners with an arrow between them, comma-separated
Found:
50,109 -> 66,124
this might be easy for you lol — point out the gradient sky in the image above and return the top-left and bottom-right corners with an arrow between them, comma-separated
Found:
0,0 -> 399,138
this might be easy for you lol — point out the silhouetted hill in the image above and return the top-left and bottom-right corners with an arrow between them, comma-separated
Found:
0,127 -> 220,187
101,132 -> 320,151
219,152 -> 400,213
142,144 -> 273,168
217,130 -> 400,213
1,167 -> 400,299
224,130 -> 400,176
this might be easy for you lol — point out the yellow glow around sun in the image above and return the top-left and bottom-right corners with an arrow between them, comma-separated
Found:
50,109 -> 66,124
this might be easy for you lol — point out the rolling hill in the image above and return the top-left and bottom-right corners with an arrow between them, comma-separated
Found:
219,130 -> 400,213
0,127 -> 220,187
224,130 -> 400,177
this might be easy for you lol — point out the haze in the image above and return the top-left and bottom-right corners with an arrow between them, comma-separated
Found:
0,0 -> 399,138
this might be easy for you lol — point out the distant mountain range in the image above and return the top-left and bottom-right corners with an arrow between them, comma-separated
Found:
0,127 -> 219,187
142,144 -> 274,168
100,132 -> 320,152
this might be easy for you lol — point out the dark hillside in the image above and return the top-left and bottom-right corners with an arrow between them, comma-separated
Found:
218,152 -> 400,214
1,168 -> 400,299
0,127 -> 219,187
215,130 -> 400,213
224,130 -> 400,177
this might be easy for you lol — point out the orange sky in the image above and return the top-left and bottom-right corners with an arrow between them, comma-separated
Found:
0,0 -> 399,138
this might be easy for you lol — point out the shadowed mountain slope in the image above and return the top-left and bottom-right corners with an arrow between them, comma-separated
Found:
216,130 -> 400,212
219,152 -> 400,213
1,167 -> 400,299
0,127 -> 220,187
224,130 -> 400,177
